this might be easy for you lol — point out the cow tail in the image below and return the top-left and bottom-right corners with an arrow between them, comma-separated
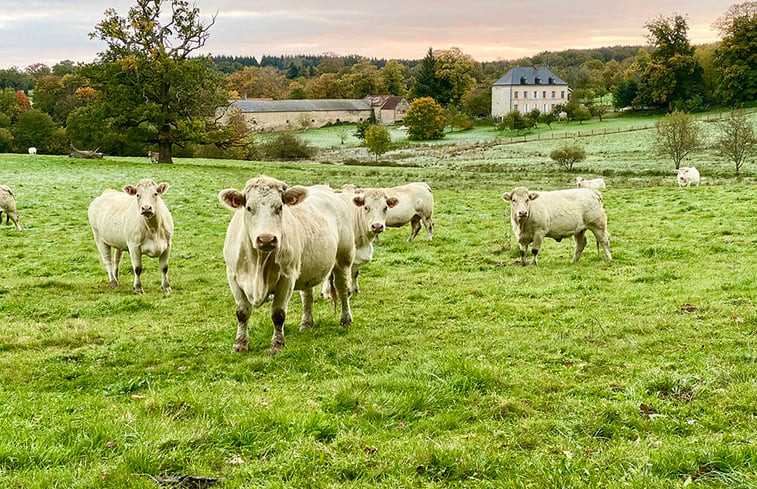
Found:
327,272 -> 338,312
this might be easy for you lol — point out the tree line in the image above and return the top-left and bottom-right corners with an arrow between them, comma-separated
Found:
0,0 -> 755,162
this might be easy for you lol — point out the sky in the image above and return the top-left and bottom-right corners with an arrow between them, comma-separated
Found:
0,0 -> 737,69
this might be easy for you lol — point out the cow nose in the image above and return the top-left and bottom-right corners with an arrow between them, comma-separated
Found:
371,223 -> 385,234
256,234 -> 277,249
517,210 -> 528,218
141,205 -> 153,214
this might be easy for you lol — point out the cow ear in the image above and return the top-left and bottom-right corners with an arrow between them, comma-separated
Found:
501,192 -> 512,202
352,194 -> 365,207
123,185 -> 137,195
528,192 -> 540,201
283,186 -> 307,206
386,196 -> 399,208
218,189 -> 245,209
156,182 -> 169,194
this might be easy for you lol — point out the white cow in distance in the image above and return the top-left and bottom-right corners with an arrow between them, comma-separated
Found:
676,166 -> 700,187
575,176 -> 606,188
219,176 -> 355,355
502,186 -> 612,265
28,147 -> 37,155
88,179 -> 174,294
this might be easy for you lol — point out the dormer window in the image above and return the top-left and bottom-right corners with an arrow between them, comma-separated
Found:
535,77 -> 541,85
520,76 -> 527,85
548,77 -> 554,85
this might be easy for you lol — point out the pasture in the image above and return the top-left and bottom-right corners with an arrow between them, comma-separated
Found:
0,126 -> 756,488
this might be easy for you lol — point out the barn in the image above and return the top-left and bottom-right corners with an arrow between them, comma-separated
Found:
226,99 -> 373,132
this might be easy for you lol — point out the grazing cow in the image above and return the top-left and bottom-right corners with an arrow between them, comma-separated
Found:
148,151 -> 159,163
88,179 -> 173,294
323,187 -> 399,296
219,176 -> 355,355
28,147 -> 37,155
0,185 -> 22,231
575,176 -> 606,189
502,186 -> 612,265
676,166 -> 700,187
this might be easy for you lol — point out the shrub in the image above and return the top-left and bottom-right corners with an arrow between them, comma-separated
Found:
0,128 -> 13,152
10,109 -> 60,153
364,124 -> 391,160
497,110 -> 529,131
404,97 -> 445,140
550,144 -> 587,171
354,118 -> 375,141
261,132 -> 315,160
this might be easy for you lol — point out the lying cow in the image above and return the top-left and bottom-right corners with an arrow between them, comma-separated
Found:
88,179 -> 174,293
342,182 -> 433,242
0,185 -> 22,231
676,166 -> 700,187
219,176 -> 355,355
575,176 -> 606,188
502,186 -> 612,265
322,187 -> 398,296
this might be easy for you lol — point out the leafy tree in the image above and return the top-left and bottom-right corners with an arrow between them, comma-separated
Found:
0,128 -> 12,152
445,106 -> 474,131
87,0 -> 227,163
434,47 -> 477,106
550,144 -> 587,171
525,108 -> 541,128
260,132 -> 315,160
573,107 -> 592,123
287,81 -> 306,99
381,60 -> 406,96
637,14 -> 704,110
225,66 -> 287,100
588,103 -> 608,121
403,97 -> 446,140
461,89 -> 491,117
655,110 -> 701,169
713,2 -> 757,105
52,60 -> 77,76
304,73 -> 342,99
0,68 -> 34,91
0,88 -> 20,121
714,110 -> 756,175
364,124 -> 391,160
412,48 -> 449,103
340,61 -> 385,99
613,78 -> 638,108
498,110 -> 529,131
25,63 -> 51,81
10,109 -> 61,153
353,118 -> 375,141
538,112 -> 556,128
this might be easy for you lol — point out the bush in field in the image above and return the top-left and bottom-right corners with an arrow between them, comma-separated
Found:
10,109 -> 60,153
550,144 -> 587,171
404,97 -> 445,140
714,110 -> 756,176
498,110 -> 529,131
538,112 -> 556,128
655,110 -> 701,169
261,132 -> 315,160
364,124 -> 391,160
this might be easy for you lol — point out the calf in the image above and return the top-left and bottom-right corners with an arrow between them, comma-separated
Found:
575,176 -> 606,188
0,185 -> 22,231
219,176 -> 355,355
676,166 -> 700,187
88,179 -> 173,293
502,186 -> 612,265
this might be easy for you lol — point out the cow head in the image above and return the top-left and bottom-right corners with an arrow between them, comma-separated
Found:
218,176 -> 307,252
351,188 -> 398,236
502,186 -> 539,221
123,179 -> 169,219
575,177 -> 584,187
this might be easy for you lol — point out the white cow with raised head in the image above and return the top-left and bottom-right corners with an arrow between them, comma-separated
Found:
219,176 -> 355,355
88,179 -> 174,293
0,185 -> 22,231
676,166 -> 700,187
502,186 -> 612,265
575,176 -> 606,188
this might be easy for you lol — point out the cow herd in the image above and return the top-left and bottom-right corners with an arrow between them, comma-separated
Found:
1,167 -> 703,354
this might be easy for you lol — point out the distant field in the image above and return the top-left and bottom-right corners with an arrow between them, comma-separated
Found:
0,126 -> 755,488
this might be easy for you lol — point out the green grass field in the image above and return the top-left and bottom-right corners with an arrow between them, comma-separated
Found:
0,121 -> 756,488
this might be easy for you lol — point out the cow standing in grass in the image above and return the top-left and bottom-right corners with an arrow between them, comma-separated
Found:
219,176 -> 355,355
0,185 -> 22,231
88,179 -> 173,293
502,186 -> 612,265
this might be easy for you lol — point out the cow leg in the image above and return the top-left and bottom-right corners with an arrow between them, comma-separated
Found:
529,235 -> 544,266
300,287 -> 315,331
270,284 -> 294,355
0,211 -> 3,223
95,240 -> 118,287
332,264 -> 353,327
128,245 -> 144,294
423,215 -> 434,240
228,275 -> 251,352
9,214 -> 21,232
159,248 -> 171,293
113,249 -> 123,284
408,215 -> 422,242
591,227 -> 612,261
351,265 -> 360,294
320,272 -> 332,299
572,230 -> 587,263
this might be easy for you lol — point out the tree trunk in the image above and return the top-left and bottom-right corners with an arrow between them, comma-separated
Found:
157,124 -> 173,164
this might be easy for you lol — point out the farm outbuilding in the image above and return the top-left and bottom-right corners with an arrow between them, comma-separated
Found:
226,99 -> 374,132
363,95 -> 410,125
491,66 -> 570,119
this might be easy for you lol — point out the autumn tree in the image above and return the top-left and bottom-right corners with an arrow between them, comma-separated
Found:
381,60 -> 406,96
86,0 -> 228,163
403,97 -> 446,140
434,47 -> 477,106
655,110 -> 701,169
714,110 -> 756,175
226,66 -> 287,100
304,73 -> 342,99
713,2 -> 757,105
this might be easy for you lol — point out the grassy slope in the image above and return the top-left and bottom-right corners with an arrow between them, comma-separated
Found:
0,122 -> 756,488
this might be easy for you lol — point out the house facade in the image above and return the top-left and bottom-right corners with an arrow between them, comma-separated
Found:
363,95 -> 410,125
226,99 -> 374,132
491,67 -> 570,118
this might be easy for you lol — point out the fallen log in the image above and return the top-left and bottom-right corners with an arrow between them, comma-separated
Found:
69,144 -> 103,159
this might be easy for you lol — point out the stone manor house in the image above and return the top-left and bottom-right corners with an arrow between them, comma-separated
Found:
491,66 -> 570,119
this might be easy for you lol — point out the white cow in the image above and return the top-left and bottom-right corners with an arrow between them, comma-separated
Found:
0,185 -> 22,231
575,176 -> 606,188
323,187 -> 399,296
676,166 -> 700,187
219,176 -> 355,355
343,183 -> 433,242
27,147 -> 37,155
148,151 -> 159,163
502,186 -> 612,265
88,179 -> 174,294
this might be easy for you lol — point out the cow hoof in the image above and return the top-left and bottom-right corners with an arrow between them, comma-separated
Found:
134,287 -> 144,294
269,342 -> 285,356
299,321 -> 314,331
163,286 -> 172,294
340,317 -> 353,327
109,280 -> 118,288
232,342 -> 248,353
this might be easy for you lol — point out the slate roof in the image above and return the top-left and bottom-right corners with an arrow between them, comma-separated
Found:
230,99 -> 371,113
492,67 -> 568,86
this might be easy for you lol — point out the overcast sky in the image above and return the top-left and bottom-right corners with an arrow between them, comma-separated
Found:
0,1 -> 736,69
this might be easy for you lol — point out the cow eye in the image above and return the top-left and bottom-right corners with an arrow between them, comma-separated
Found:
274,206 -> 282,214
383,206 -> 388,212
154,192 -> 158,197
136,194 -> 140,198
246,205 -> 252,212
365,206 -> 371,212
